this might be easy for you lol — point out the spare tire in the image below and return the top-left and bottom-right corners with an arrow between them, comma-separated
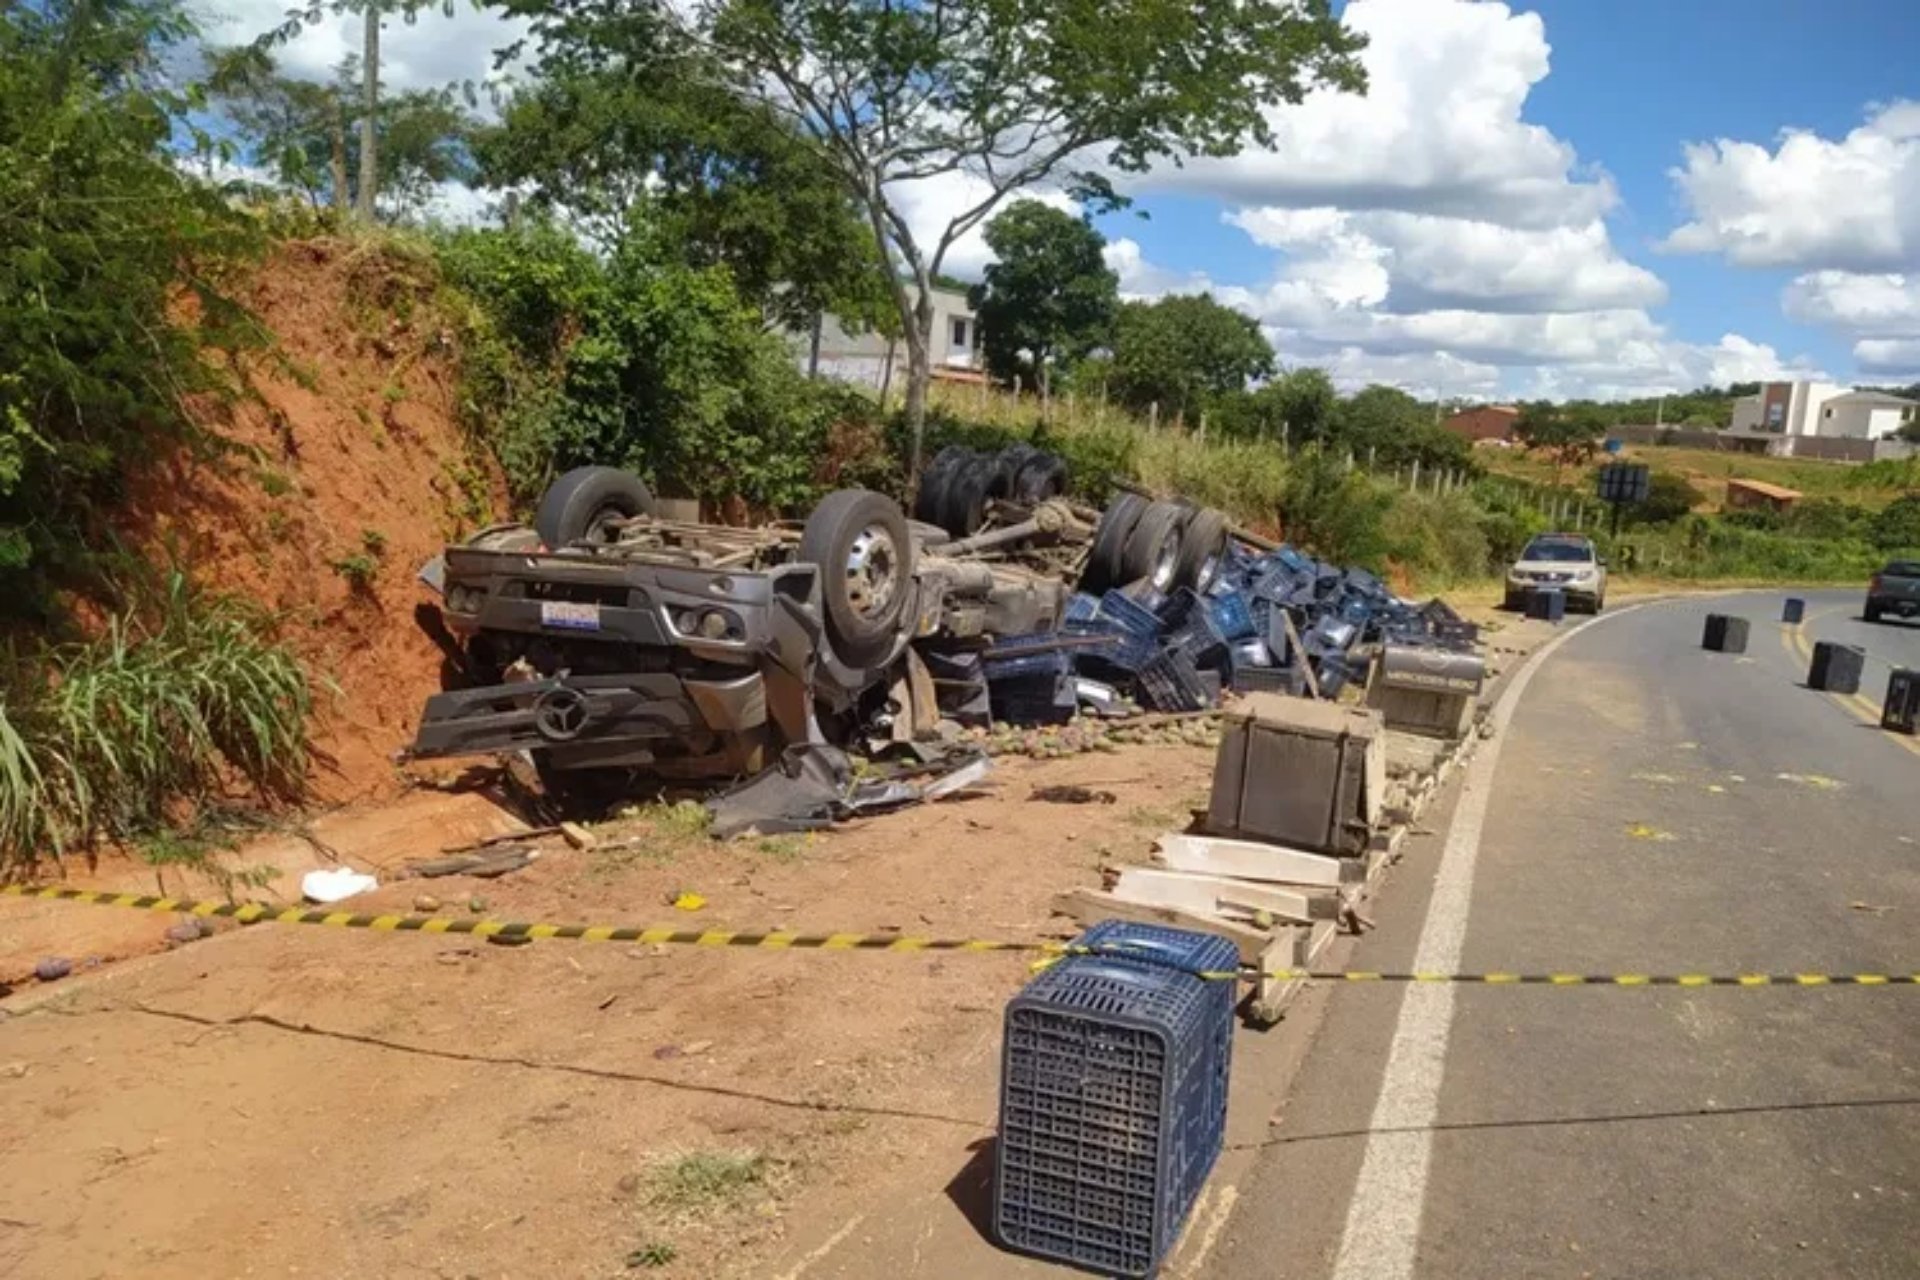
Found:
914,445 -> 972,527
1080,493 -> 1148,593
1121,500 -> 1191,593
1175,508 -> 1231,593
799,489 -> 915,669
536,467 -> 654,548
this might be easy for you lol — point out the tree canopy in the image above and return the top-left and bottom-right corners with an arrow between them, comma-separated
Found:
494,0 -> 1367,468
475,62 -> 891,332
1109,295 -> 1275,423
967,201 -> 1117,396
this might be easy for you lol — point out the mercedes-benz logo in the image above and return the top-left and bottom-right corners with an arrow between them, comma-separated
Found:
532,688 -> 590,741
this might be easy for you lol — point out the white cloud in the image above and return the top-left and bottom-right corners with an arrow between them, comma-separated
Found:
1105,237 -> 1217,300
1855,338 -> 1920,377
882,171 -> 1078,281
1139,0 -> 1614,229
199,1 -> 527,95
1227,208 -> 1664,315
1663,101 -> 1920,271
1287,346 -> 1502,398
1782,271 -> 1920,335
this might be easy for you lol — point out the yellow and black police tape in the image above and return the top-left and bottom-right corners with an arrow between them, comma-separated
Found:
6,883 -> 1916,988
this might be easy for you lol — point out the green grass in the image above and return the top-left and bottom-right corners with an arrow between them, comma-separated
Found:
0,575 -> 312,868
645,1150 -> 770,1213
623,799 -> 714,841
753,835 -> 808,862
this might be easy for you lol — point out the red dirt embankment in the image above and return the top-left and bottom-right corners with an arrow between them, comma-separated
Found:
124,236 -> 508,803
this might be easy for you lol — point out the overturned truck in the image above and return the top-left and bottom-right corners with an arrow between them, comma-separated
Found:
408,452 -> 1225,784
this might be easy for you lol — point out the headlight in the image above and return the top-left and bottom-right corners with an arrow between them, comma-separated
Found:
1571,568 -> 1594,582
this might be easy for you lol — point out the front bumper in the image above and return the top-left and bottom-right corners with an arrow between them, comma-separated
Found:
408,671 -> 779,777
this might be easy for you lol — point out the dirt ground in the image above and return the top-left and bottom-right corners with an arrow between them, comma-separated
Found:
0,743 -> 1220,1280
122,237 -> 509,804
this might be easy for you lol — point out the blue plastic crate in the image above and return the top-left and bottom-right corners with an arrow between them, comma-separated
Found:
1204,590 -> 1256,642
995,922 -> 1236,1278
1231,662 -> 1307,696
1137,647 -> 1212,712
984,633 -> 1075,683
991,671 -> 1077,725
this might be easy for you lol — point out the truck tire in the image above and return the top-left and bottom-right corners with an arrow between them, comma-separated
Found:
914,445 -> 971,527
939,450 -> 1005,536
994,443 -> 1040,497
535,467 -> 654,548
800,489 -> 915,668
1122,500 -> 1191,592
1174,507 -> 1230,592
1080,493 -> 1148,592
1012,450 -> 1069,502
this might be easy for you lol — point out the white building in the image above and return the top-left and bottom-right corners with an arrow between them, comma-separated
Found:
1728,381 -> 1851,438
790,286 -> 983,391
1813,390 -> 1918,440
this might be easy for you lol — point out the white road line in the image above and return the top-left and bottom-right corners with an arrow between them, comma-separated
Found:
1327,605 -> 1642,1280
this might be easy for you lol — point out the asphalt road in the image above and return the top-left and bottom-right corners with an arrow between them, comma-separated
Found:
1214,589 -> 1920,1280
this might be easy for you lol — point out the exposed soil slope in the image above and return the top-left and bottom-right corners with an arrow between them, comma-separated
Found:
123,236 -> 506,802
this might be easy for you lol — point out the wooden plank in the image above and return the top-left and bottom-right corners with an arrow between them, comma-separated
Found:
1155,833 -> 1353,888
1279,611 -> 1321,700
1112,866 -> 1336,924
1050,889 -> 1270,964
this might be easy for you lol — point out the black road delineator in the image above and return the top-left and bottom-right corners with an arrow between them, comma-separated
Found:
1809,640 -> 1867,694
1782,597 -> 1806,624
1702,614 -> 1749,653
1884,668 -> 1920,734
1525,588 -> 1566,622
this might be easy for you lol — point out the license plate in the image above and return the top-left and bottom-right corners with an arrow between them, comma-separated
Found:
540,601 -> 601,631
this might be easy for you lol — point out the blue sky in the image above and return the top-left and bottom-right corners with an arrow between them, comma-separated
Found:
203,0 -> 1920,401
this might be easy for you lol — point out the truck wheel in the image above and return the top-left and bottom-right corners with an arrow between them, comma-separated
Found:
994,443 -> 1040,498
1174,508 -> 1230,592
1080,493 -> 1148,593
913,445 -> 971,527
1122,501 -> 1191,592
939,451 -> 1005,536
801,489 -> 915,668
535,467 -> 653,548
1013,450 -> 1069,502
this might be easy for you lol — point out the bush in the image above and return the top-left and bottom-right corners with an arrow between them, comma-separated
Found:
0,575 -> 311,867
1871,494 -> 1920,551
1383,490 -> 1493,585
1280,449 -> 1393,570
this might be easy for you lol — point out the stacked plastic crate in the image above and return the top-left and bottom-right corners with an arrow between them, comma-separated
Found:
994,921 -> 1237,1277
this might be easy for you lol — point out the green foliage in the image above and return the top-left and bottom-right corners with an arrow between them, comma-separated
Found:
439,223 -> 864,512
1,0 -> 261,620
1279,449 -> 1393,570
1871,494 -> 1920,551
477,64 -> 890,333
1212,369 -> 1337,445
330,552 -> 379,591
1331,385 -> 1473,471
1513,400 -> 1607,478
1382,490 -> 1493,585
1627,470 -> 1703,525
0,576 -> 311,867
503,0 -> 1367,446
969,201 -> 1118,393
1110,296 -> 1276,422
207,45 -> 478,222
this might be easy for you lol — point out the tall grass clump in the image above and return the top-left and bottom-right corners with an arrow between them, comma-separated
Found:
0,575 -> 312,868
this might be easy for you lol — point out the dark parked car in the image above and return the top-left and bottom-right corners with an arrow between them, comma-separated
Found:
1865,560 -> 1920,623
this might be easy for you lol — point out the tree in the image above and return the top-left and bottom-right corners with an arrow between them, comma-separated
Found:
1328,384 -> 1470,471
1109,295 -> 1275,424
258,0 -> 460,221
1211,367 -> 1336,445
498,0 -> 1367,473
1,0 -> 258,617
1872,495 -> 1920,551
1513,401 -> 1606,484
475,64 -> 890,333
209,47 -> 478,221
966,201 -> 1116,398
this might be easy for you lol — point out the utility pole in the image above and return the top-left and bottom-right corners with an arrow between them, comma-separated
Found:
356,2 -> 380,221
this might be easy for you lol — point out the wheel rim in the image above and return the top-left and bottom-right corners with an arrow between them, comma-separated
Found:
1196,549 -> 1222,593
845,523 -> 900,618
584,505 -> 627,544
1151,537 -> 1180,591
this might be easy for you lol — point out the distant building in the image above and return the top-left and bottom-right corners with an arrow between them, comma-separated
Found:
1442,404 -> 1520,442
788,286 -> 983,391
1728,381 -> 1850,438
1724,478 -> 1803,513
1813,390 -> 1919,441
